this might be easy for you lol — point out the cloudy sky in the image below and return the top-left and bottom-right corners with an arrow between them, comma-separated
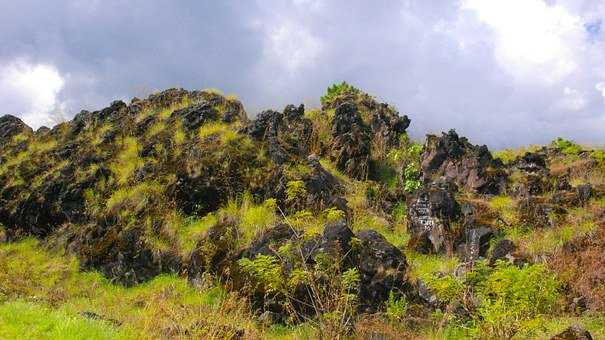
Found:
1,0 -> 604,149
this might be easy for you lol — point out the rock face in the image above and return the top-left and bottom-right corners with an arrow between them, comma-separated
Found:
247,104 -> 313,164
456,226 -> 492,262
407,180 -> 460,254
321,89 -> 410,180
330,102 -> 372,180
232,219 -> 411,319
354,229 -> 409,311
489,239 -> 517,263
421,130 -> 506,194
0,115 -> 32,145
551,325 -> 593,340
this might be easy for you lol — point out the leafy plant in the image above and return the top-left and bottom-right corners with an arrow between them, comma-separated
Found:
320,82 -> 360,106
403,163 -> 421,193
551,138 -> 583,156
385,291 -> 408,322
467,261 -> 562,338
286,180 -> 307,203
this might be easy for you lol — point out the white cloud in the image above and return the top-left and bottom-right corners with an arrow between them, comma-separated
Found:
0,59 -> 66,128
264,21 -> 323,73
596,82 -> 605,98
463,0 -> 583,83
557,87 -> 587,111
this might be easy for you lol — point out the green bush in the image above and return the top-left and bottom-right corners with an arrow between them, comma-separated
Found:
551,138 -> 583,156
320,82 -> 360,106
467,261 -> 562,338
403,163 -> 421,193
385,291 -> 408,322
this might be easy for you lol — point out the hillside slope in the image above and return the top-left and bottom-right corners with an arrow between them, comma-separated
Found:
1,83 -> 604,338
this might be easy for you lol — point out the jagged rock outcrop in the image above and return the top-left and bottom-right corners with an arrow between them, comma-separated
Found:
0,114 -> 32,145
407,180 -> 460,254
246,104 -> 312,164
232,219 -> 411,319
421,130 -> 506,194
456,226 -> 492,262
329,102 -> 372,180
320,87 -> 410,180
353,229 -> 409,311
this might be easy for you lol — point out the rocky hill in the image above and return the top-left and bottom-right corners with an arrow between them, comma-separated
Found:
0,83 -> 604,338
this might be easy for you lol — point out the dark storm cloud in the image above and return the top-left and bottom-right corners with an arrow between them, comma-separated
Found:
1,0 -> 604,149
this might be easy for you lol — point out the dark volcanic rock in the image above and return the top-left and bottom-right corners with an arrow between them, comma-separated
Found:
407,180 -> 460,253
247,104 -> 313,164
489,239 -> 516,263
353,229 -> 409,311
303,154 -> 348,212
576,184 -> 593,205
518,197 -> 558,228
330,102 -> 372,180
421,130 -> 506,194
551,325 -> 593,340
456,226 -> 493,261
0,114 -> 32,144
188,217 -> 240,282
515,151 -> 547,173
172,102 -> 218,130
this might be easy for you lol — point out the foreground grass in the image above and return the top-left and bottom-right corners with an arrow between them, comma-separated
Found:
0,301 -> 130,340
1,238 -> 604,339
0,239 -> 265,339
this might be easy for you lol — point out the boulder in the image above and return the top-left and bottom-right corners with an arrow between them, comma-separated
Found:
247,104 -> 313,164
576,184 -> 592,205
353,229 -> 409,311
407,180 -> 460,253
330,102 -> 372,179
172,102 -> 218,130
188,217 -> 240,282
421,130 -> 506,194
456,226 -> 493,261
514,151 -> 547,173
551,325 -> 593,340
489,239 -> 516,264
303,154 -> 348,212
0,114 -> 32,145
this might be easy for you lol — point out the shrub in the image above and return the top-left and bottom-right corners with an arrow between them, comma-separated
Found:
385,291 -> 408,322
467,261 -> 562,338
320,82 -> 360,106
105,182 -> 160,218
286,180 -> 307,203
238,255 -> 284,294
403,163 -> 421,193
552,138 -> 583,156
199,121 -> 230,139
324,207 -> 345,222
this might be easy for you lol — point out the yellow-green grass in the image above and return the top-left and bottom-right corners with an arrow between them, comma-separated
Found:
0,238 -> 259,339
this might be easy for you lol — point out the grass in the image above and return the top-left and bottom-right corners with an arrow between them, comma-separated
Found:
199,121 -> 230,139
0,239 -> 259,339
109,137 -> 143,185
493,145 -> 541,164
105,182 -> 161,217
0,301 -> 131,340
176,213 -> 219,255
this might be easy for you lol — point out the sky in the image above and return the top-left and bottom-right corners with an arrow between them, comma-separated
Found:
1,0 -> 604,149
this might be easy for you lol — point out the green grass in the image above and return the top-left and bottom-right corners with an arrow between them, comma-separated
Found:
0,239 -> 259,339
0,301 -> 130,340
493,145 -> 541,164
109,137 -> 143,185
